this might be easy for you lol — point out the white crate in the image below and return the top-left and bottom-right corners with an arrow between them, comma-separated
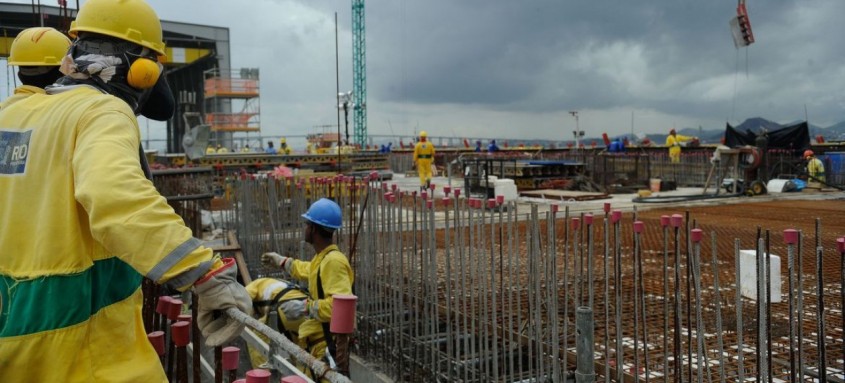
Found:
739,250 -> 782,303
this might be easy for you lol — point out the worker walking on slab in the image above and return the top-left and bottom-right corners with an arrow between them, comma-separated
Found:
280,137 -> 292,155
2,27 -> 71,102
261,198 -> 354,380
413,130 -> 435,190
0,1 -> 251,381
804,149 -> 825,187
665,128 -> 696,163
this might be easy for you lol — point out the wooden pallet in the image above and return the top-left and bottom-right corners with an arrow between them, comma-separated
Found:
520,189 -> 610,201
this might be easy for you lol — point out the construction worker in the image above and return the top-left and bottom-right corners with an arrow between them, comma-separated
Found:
245,278 -> 308,369
241,144 -> 252,153
280,137 -> 292,155
4,27 -> 71,100
488,139 -> 500,153
665,128 -> 696,163
804,150 -> 825,185
216,144 -> 229,154
207,145 -> 217,155
261,198 -> 354,379
413,130 -> 435,190
265,140 -> 278,154
0,1 -> 251,381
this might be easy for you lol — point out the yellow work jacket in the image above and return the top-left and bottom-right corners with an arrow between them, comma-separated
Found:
289,245 -> 354,342
413,141 -> 435,162
0,86 -> 214,382
666,134 -> 692,156
807,157 -> 825,181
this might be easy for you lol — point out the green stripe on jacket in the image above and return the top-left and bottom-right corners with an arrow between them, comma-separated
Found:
0,257 -> 142,337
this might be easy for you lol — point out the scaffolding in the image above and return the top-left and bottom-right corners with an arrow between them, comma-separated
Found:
204,68 -> 261,132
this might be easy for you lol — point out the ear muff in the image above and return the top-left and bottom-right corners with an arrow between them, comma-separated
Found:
127,57 -> 161,89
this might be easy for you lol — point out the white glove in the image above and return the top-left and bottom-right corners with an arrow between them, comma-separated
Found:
261,252 -> 292,274
193,257 -> 252,347
280,299 -> 306,321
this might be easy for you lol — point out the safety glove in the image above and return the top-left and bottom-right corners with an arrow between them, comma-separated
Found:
193,257 -> 252,346
280,299 -> 307,321
261,252 -> 293,275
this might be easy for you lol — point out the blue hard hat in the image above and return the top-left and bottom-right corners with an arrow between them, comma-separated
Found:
302,198 -> 342,230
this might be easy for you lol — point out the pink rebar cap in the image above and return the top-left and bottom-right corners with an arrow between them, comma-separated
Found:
167,299 -> 183,321
634,221 -> 645,233
177,314 -> 192,326
155,295 -> 172,315
571,217 -> 581,230
391,183 -> 398,191
487,199 -> 497,209
603,202 -> 611,214
660,215 -> 670,227
690,228 -> 703,243
430,183 -> 436,191
171,321 -> 190,347
784,229 -> 798,245
222,346 -> 240,371
442,197 -> 451,206
421,191 -> 428,200
837,237 -> 845,253
453,188 -> 461,198
369,171 -> 378,180
147,331 -> 165,355
281,376 -> 309,383
426,199 -> 433,209
671,214 -> 683,228
245,369 -> 271,383
443,185 -> 452,195
496,195 -> 504,205
330,294 -> 358,334
551,204 -> 559,213
611,210 -> 622,224
584,213 -> 594,225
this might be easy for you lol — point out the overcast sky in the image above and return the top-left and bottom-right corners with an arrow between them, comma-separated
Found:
2,0 -> 844,144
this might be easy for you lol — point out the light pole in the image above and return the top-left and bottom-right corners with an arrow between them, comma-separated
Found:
569,111 -> 583,148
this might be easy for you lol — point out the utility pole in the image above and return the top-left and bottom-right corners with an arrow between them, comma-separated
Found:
569,111 -> 582,148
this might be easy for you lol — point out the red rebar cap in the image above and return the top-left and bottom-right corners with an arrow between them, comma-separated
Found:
571,217 -> 581,230
245,369 -> 271,383
281,376 -> 309,383
369,171 -> 378,180
551,204 -> 559,213
603,202 -> 611,214
443,185 -> 452,195
421,191 -> 428,200
690,228 -> 703,243
391,183 -> 398,191
487,199 -> 496,209
671,214 -> 683,228
222,346 -> 240,371
155,295 -> 172,315
442,197 -> 451,206
584,213 -> 594,225
381,183 -> 388,191
147,331 -> 165,355
837,237 -> 845,253
611,210 -> 622,224
177,314 -> 192,326
171,321 -> 190,347
634,221 -> 645,233
660,215 -> 670,227
430,183 -> 436,191
496,195 -> 504,205
167,299 -> 183,321
784,229 -> 798,245
453,188 -> 461,198
426,199 -> 433,209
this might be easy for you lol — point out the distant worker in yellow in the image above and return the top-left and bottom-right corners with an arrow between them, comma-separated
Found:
241,144 -> 251,153
413,131 -> 436,190
216,144 -> 229,154
665,128 -> 696,163
279,137 -> 292,155
5,27 -> 71,99
207,145 -> 217,155
804,150 -> 825,184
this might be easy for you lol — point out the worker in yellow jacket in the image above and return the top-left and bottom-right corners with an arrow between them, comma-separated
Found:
280,137 -> 293,155
4,27 -> 71,102
804,150 -> 825,184
0,1 -> 250,382
261,198 -> 354,379
245,278 -> 308,368
665,128 -> 696,163
413,130 -> 436,190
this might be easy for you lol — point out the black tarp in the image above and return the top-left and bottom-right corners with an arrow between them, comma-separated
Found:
724,122 -> 810,152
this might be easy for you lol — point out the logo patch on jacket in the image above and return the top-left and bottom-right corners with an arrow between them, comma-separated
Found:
0,129 -> 32,175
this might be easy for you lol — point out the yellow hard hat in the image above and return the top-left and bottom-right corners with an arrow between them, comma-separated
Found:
8,27 -> 71,66
420,131 -> 428,138
280,137 -> 287,144
69,0 -> 166,56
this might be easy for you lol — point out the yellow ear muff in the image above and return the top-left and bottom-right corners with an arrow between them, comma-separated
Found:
127,57 -> 161,89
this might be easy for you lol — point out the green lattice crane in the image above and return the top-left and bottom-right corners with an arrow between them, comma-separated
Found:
352,0 -> 367,147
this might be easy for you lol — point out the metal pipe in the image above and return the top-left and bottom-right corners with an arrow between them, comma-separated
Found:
710,232 -> 726,383
575,306 -> 596,383
816,245 -> 828,383
735,238 -> 744,383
